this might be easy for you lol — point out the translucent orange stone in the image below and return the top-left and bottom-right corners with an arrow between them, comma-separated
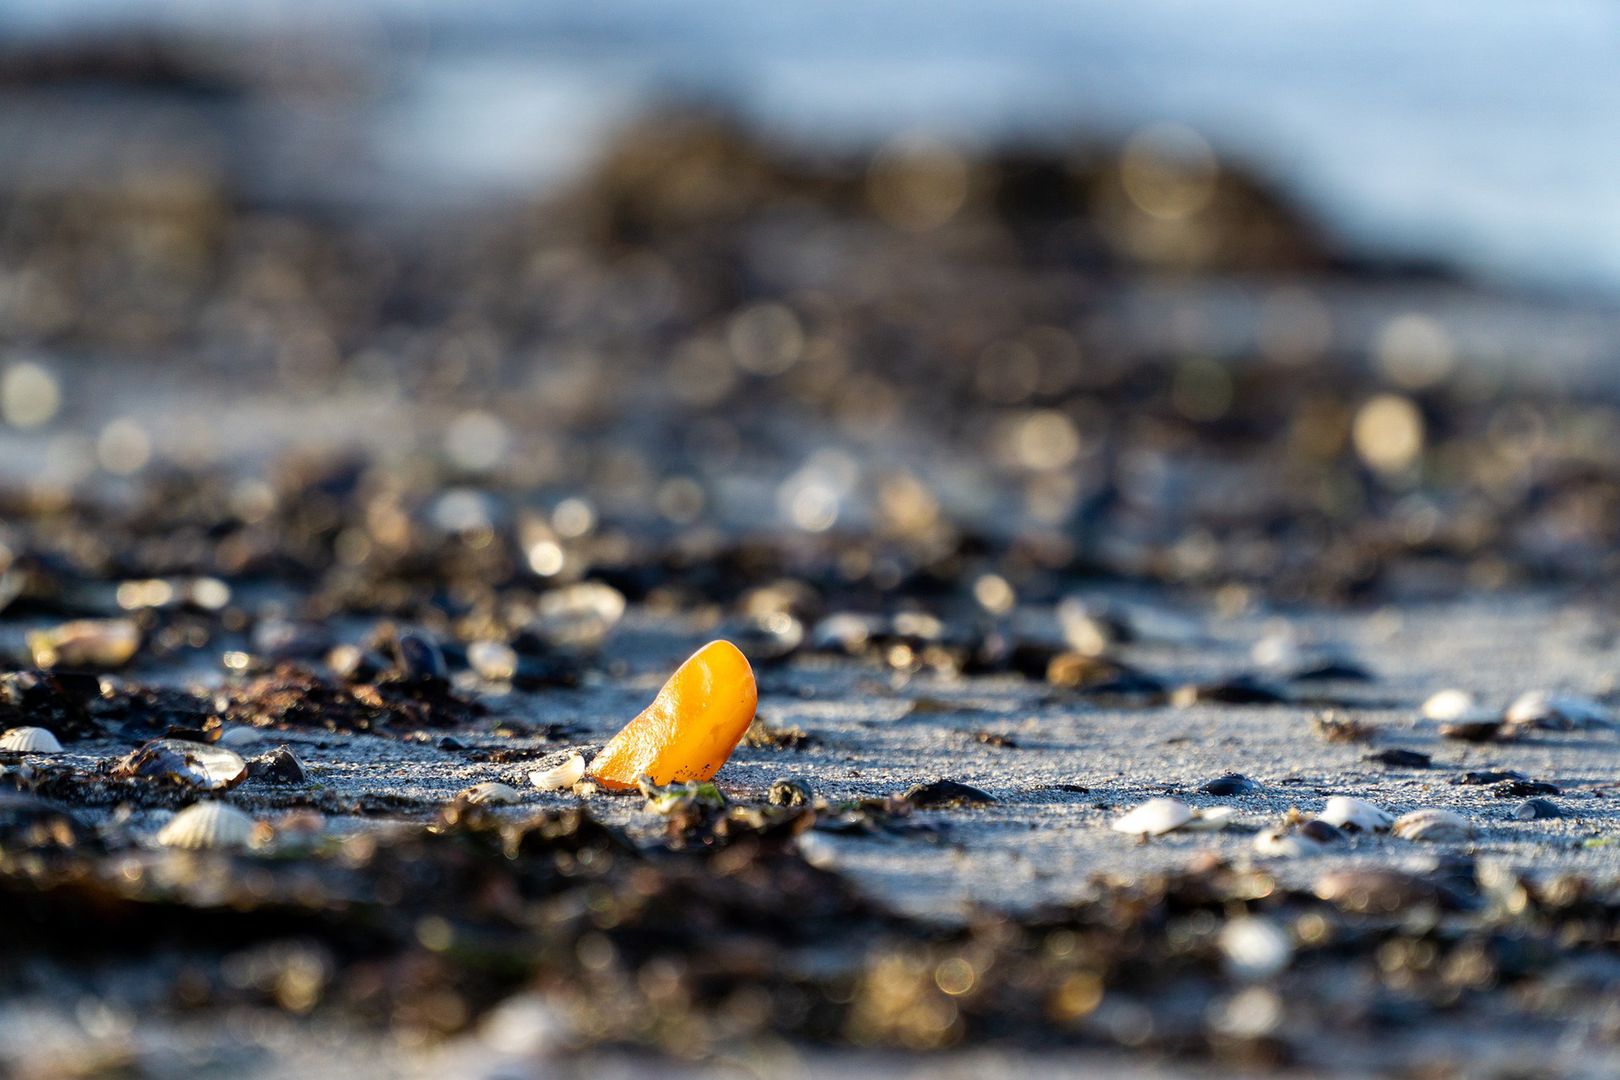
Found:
588,640 -> 757,790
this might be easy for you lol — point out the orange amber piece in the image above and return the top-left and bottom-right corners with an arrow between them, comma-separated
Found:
588,640 -> 757,790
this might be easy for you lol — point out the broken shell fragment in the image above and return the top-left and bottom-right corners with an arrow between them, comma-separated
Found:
1111,797 -> 1193,837
529,752 -> 587,792
0,727 -> 62,753
459,781 -> 522,805
1392,808 -> 1472,842
156,801 -> 259,850
1319,796 -> 1394,833
117,739 -> 247,791
588,640 -> 757,791
27,619 -> 141,669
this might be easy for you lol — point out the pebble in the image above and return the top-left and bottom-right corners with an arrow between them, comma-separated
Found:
1199,773 -> 1257,796
1422,689 -> 1487,722
249,747 -> 308,784
903,779 -> 995,808
1366,749 -> 1432,769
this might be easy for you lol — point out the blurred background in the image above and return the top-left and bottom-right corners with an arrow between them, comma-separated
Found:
5,0 -> 1620,607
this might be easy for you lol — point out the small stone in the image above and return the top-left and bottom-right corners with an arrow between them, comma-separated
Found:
1492,779 -> 1559,798
1199,773 -> 1257,796
903,779 -> 995,809
1421,689 -> 1485,722
1366,749 -> 1431,769
248,746 -> 308,784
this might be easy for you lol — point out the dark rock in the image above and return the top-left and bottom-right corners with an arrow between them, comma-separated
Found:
1199,773 -> 1257,796
1493,779 -> 1559,798
249,746 -> 308,784
1454,769 -> 1526,786
1367,749 -> 1432,769
902,779 -> 995,809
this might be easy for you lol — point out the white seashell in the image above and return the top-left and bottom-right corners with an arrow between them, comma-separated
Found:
530,752 -> 587,792
1421,689 -> 1488,722
459,782 -> 521,805
1392,808 -> 1472,843
1219,917 -> 1293,980
156,801 -> 258,850
1183,805 -> 1236,831
1319,796 -> 1394,833
216,727 -> 263,749
1253,826 -> 1326,858
1504,690 -> 1611,731
0,727 -> 62,753
1111,797 -> 1193,837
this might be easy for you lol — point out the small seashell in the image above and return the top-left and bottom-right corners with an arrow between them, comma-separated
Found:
1319,796 -> 1394,833
768,777 -> 813,807
0,727 -> 62,753
1515,797 -> 1561,821
27,618 -> 141,669
117,739 -> 247,790
529,751 -> 587,792
1392,808 -> 1472,842
1111,797 -> 1193,837
1504,690 -> 1612,732
1421,689 -> 1488,722
1183,805 -> 1236,831
1219,916 -> 1293,980
156,801 -> 259,850
459,782 -> 521,805
216,726 -> 263,749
